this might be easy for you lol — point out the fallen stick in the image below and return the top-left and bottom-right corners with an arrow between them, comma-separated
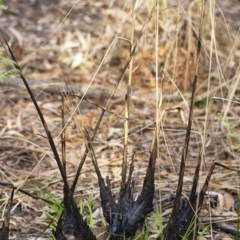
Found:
0,77 -> 110,100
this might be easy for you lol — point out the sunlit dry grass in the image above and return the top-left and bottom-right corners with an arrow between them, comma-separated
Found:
0,0 -> 239,239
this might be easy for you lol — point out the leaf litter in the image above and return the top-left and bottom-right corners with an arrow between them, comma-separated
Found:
0,0 -> 239,239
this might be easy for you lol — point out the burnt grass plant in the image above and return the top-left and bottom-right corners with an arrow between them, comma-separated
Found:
0,32 -> 157,239
0,39 -> 213,240
0,2 -> 240,240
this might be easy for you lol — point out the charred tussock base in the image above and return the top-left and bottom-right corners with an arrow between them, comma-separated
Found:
89,133 -> 157,239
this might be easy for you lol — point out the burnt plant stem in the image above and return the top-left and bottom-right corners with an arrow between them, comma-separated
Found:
0,181 -> 53,205
0,189 -> 14,240
2,35 -> 69,192
61,93 -> 66,177
164,77 -> 197,239
2,36 -> 96,239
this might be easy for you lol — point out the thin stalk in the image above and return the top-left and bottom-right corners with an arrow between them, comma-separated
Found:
121,0 -> 137,191
193,0 -> 206,238
2,35 -> 69,192
61,93 -> 66,177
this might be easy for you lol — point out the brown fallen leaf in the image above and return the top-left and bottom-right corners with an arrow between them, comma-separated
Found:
223,192 -> 234,210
